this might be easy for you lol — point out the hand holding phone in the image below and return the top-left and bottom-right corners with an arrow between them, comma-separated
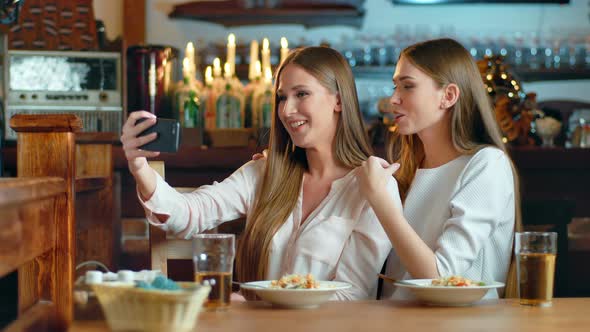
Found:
136,117 -> 181,153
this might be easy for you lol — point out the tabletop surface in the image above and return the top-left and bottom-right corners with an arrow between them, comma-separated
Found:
69,298 -> 590,332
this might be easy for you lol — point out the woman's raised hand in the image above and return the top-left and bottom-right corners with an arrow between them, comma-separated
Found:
120,111 -> 160,175
358,156 -> 400,201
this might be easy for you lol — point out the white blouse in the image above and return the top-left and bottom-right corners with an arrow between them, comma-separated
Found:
139,160 -> 399,300
382,147 -> 516,300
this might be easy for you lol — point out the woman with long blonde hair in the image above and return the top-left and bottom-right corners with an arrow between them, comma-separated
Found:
358,38 -> 521,299
121,46 -> 398,300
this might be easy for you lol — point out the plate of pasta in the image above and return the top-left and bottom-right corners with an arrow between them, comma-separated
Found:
240,274 -> 351,309
392,276 -> 505,306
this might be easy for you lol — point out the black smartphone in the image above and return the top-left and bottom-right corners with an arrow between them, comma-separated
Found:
136,117 -> 181,153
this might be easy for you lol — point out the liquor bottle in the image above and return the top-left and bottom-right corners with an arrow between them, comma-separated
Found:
216,83 -> 243,128
244,60 -> 262,128
215,63 -> 245,128
201,66 -> 217,129
252,67 -> 273,129
252,86 -> 273,128
174,74 -> 202,128
183,90 -> 200,128
175,54 -> 203,127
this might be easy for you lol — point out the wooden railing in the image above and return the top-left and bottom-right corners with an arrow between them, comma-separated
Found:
0,115 -> 119,331
10,116 -> 119,272
1,114 -> 80,331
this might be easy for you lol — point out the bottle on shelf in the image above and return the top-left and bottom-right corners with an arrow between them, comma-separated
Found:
215,62 -> 245,129
252,67 -> 273,129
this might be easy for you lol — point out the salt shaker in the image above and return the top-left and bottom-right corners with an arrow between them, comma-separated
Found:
73,270 -> 104,320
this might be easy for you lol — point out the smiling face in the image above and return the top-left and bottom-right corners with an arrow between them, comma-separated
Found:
277,64 -> 341,150
388,56 -> 447,136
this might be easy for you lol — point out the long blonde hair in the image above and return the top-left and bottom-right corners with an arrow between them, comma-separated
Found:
387,38 -> 522,296
236,47 -> 373,285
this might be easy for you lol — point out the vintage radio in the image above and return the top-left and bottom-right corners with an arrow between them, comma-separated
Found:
3,50 -> 122,140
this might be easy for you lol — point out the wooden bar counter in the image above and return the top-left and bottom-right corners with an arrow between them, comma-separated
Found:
2,144 -> 590,218
69,298 -> 590,332
55,144 -> 590,219
115,145 -> 590,218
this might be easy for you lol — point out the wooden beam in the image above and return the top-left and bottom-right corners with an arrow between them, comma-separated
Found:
123,0 -> 146,46
0,179 -> 65,278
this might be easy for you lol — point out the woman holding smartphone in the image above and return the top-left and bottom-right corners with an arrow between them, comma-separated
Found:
120,46 -> 400,300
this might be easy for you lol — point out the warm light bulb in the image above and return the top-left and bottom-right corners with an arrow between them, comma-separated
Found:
213,57 -> 222,77
255,60 -> 262,77
264,67 -> 272,83
205,66 -> 213,85
224,62 -> 231,78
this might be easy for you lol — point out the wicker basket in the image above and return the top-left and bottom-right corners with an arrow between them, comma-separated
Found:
92,282 -> 211,332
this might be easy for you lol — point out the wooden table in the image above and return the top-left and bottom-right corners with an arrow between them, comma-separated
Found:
69,299 -> 590,332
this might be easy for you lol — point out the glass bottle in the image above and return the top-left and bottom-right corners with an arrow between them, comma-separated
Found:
183,89 -> 200,128
175,74 -> 203,128
216,83 -> 244,129
253,85 -> 273,128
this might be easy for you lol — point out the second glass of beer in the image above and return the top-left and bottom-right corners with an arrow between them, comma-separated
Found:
193,234 -> 235,310
515,232 -> 557,307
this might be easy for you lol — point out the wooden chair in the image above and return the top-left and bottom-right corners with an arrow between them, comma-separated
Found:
146,161 -> 245,279
0,114 -> 80,331
147,161 -> 194,278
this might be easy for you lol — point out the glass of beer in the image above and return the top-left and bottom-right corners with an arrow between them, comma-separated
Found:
515,232 -> 557,307
193,234 -> 235,310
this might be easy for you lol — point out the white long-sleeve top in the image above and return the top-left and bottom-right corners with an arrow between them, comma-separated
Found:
382,147 -> 515,300
139,160 -> 398,300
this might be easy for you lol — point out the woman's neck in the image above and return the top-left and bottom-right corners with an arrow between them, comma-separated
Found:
305,145 -> 349,180
418,115 -> 461,169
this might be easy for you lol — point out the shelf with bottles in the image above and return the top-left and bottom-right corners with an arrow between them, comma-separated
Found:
351,65 -> 590,82
168,1 -> 364,28
333,27 -> 590,82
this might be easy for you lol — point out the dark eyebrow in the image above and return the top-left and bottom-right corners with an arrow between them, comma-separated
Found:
392,75 -> 415,84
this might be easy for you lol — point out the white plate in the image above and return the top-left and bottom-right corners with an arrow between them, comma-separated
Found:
240,280 -> 351,309
393,279 -> 505,306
